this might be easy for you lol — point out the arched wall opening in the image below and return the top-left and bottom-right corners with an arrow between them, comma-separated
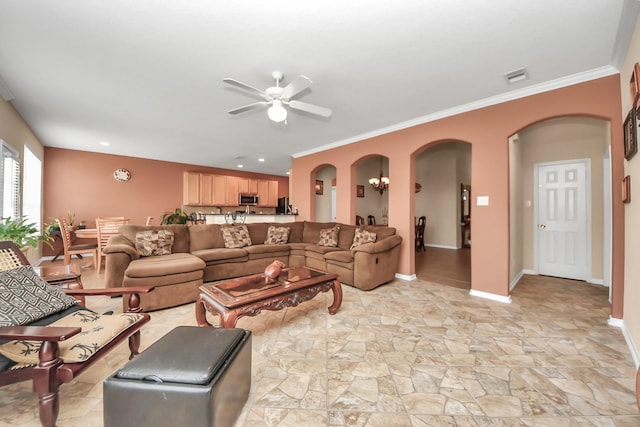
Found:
312,164 -> 336,222
509,116 -> 611,294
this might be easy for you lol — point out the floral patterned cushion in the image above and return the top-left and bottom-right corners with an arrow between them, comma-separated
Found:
350,228 -> 377,250
318,226 -> 340,247
221,225 -> 252,248
0,266 -> 78,327
264,225 -> 291,245
0,309 -> 144,364
135,230 -> 174,256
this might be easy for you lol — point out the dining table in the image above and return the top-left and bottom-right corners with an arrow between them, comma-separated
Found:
74,228 -> 98,239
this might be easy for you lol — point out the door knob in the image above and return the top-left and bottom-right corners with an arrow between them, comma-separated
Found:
539,224 -> 546,229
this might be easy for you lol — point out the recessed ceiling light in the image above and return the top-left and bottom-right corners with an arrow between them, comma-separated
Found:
286,171 -> 290,175
258,158 -> 265,162
99,141 -> 110,146
237,164 -> 244,168
504,68 -> 528,84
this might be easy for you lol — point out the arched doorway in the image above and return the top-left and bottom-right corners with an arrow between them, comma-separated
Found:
414,140 -> 471,288
509,116 -> 610,294
314,165 -> 336,222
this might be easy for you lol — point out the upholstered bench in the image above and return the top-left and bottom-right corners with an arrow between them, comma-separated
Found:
104,326 -> 251,427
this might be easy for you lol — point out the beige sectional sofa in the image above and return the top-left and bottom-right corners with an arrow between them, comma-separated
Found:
104,221 -> 402,311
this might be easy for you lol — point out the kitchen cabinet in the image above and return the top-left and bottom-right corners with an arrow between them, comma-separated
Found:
257,179 -> 278,207
184,173 -> 272,207
238,178 -> 258,194
183,172 -> 201,205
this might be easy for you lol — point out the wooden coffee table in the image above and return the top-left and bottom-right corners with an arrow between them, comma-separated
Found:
195,266 -> 342,328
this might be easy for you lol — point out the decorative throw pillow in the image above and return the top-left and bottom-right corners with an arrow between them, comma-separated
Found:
264,225 -> 291,245
318,226 -> 340,247
135,230 -> 174,256
350,228 -> 377,250
0,266 -> 78,327
0,309 -> 144,364
221,225 -> 252,248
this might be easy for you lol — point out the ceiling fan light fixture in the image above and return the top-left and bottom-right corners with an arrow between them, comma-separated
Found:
267,100 -> 287,122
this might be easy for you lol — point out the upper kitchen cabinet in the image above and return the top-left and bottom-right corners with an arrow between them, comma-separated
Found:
238,178 -> 258,194
183,171 -> 201,205
257,180 -> 278,207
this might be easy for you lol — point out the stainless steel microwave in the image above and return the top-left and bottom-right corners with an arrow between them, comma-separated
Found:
239,193 -> 259,205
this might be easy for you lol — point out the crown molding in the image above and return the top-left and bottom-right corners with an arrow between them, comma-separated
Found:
293,65 -> 619,159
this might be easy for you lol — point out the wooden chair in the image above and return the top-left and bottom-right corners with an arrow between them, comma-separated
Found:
0,241 -> 153,427
56,218 -> 98,269
355,215 -> 365,225
415,216 -> 426,252
367,215 -> 376,225
96,217 -> 130,273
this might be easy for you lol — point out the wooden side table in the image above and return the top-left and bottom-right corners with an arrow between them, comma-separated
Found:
33,264 -> 85,305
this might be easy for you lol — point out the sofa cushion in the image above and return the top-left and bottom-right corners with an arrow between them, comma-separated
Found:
350,228 -> 377,250
189,224 -> 225,251
0,309 -> 144,364
221,225 -> 252,248
125,253 -> 205,278
318,226 -> 340,247
0,266 -> 78,327
191,248 -> 248,263
264,225 -> 291,244
325,250 -> 354,263
120,225 -> 191,253
135,230 -> 174,256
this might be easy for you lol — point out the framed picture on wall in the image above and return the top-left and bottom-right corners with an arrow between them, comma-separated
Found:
624,108 -> 637,161
622,175 -> 631,204
315,180 -> 323,195
631,63 -> 640,109
356,185 -> 365,198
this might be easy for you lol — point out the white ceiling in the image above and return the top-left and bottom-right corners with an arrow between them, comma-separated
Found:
0,1 -> 636,176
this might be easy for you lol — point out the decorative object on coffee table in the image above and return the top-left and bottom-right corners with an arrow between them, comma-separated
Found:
264,260 -> 285,282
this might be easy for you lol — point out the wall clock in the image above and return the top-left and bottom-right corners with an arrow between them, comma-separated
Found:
113,168 -> 131,182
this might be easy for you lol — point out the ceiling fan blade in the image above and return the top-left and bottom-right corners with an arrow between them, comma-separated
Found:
288,100 -> 332,118
281,75 -> 312,100
227,101 -> 270,115
223,78 -> 268,99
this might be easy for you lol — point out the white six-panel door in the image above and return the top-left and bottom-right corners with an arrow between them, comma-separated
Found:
535,160 -> 590,280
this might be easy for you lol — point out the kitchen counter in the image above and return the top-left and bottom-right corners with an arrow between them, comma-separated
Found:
205,214 -> 297,225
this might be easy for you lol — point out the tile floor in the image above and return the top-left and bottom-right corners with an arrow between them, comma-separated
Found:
1,249 -> 638,426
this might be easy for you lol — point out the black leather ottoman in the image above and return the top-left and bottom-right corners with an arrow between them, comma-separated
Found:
103,326 -> 251,427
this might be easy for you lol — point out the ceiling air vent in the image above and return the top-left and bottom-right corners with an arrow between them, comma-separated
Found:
504,68 -> 528,84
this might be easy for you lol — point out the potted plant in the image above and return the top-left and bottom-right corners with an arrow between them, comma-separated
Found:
160,208 -> 190,225
0,216 -> 54,249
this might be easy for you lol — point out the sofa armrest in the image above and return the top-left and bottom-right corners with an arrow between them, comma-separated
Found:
0,326 -> 81,342
351,235 -> 402,254
104,235 -> 140,289
103,235 -> 140,259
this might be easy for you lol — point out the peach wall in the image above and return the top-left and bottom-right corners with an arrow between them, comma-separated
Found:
292,75 -> 624,315
43,148 -> 289,255
620,13 -> 640,364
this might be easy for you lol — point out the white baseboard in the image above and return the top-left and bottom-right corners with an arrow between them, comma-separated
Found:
396,273 -> 416,281
509,270 -> 524,291
608,317 -> 640,370
469,289 -> 512,304
425,244 -> 459,250
522,269 -> 536,275
587,278 -> 605,286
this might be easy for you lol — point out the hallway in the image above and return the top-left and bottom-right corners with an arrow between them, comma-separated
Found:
416,246 -> 471,289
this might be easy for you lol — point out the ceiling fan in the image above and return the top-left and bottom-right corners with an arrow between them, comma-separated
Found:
223,71 -> 332,123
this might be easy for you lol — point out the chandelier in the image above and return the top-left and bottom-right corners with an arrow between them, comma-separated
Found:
369,171 -> 389,194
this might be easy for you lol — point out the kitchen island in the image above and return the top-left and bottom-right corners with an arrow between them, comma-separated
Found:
205,214 -> 297,225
